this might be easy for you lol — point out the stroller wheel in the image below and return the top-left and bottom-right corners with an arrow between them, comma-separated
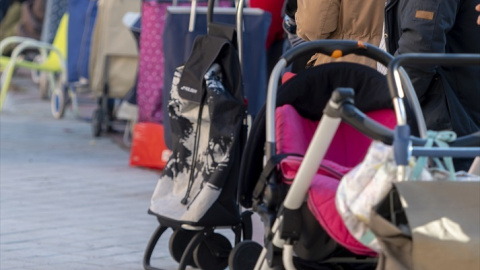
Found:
92,108 -> 103,137
228,240 -> 263,270
168,229 -> 198,268
51,84 -> 66,119
193,232 -> 232,270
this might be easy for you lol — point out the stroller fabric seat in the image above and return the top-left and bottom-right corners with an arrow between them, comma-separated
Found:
238,62 -> 394,209
276,104 -> 396,167
275,104 -> 397,256
308,174 -> 377,257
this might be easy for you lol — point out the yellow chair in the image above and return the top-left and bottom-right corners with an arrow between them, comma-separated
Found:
0,14 -> 71,118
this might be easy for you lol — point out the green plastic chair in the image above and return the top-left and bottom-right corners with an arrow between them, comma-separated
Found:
0,14 -> 71,118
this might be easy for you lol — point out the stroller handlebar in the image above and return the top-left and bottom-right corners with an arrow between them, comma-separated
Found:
339,99 -> 480,157
387,53 -> 480,99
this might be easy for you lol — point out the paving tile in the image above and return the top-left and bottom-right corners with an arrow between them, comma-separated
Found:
0,70 -> 266,270
0,74 -> 174,270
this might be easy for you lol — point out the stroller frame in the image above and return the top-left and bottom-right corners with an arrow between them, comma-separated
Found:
247,40 -> 394,270
253,41 -> 480,270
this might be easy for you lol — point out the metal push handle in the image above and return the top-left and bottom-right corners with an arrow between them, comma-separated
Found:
206,0 -> 244,66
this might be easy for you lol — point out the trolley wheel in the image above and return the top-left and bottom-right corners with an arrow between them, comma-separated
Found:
30,55 -> 42,84
193,232 -> 232,270
92,108 -> 103,137
228,240 -> 263,270
168,229 -> 198,268
51,84 -> 66,119
39,72 -> 49,99
69,88 -> 79,117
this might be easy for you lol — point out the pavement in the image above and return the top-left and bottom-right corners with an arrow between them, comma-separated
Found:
0,70 -> 195,270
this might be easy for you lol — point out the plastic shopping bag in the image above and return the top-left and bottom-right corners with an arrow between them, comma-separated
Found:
129,123 -> 171,170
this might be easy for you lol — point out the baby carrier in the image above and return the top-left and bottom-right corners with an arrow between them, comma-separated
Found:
143,1 -> 252,269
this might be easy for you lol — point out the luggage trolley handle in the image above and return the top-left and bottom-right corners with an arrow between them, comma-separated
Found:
188,0 -> 244,66
207,0 -> 245,65
188,0 -> 241,31
266,40 -> 394,159
188,0 -> 198,32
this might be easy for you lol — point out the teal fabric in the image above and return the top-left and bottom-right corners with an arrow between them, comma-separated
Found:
412,130 -> 457,180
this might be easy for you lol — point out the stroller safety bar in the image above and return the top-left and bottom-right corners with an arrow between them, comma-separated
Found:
337,98 -> 480,157
339,102 -> 480,150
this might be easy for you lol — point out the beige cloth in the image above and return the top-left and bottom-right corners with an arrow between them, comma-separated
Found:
371,181 -> 480,270
295,0 -> 386,69
89,0 -> 140,98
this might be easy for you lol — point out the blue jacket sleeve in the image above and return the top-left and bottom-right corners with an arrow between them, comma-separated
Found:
395,0 -> 459,101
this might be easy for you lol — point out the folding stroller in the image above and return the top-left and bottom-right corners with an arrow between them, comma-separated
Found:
143,1 -> 254,269
238,41 -> 480,270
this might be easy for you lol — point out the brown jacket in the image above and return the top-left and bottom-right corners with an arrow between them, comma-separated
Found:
295,0 -> 385,69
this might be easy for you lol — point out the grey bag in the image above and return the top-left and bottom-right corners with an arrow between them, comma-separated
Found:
370,181 -> 480,270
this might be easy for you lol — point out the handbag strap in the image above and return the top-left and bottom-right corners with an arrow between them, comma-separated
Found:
412,130 -> 457,180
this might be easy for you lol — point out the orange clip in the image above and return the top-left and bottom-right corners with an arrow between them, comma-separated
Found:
331,49 -> 343,58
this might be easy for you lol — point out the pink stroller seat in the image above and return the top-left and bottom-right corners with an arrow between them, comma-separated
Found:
275,104 -> 396,256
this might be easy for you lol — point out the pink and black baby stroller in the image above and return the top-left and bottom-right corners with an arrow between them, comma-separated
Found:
236,40 -> 397,270
236,40 -> 480,270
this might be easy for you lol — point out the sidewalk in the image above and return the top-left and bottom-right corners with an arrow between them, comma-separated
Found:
0,71 -> 184,269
